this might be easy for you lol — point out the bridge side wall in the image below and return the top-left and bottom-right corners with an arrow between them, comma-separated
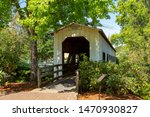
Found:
99,34 -> 116,62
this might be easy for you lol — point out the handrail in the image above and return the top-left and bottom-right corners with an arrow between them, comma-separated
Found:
37,63 -> 77,87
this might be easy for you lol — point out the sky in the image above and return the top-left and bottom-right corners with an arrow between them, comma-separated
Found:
100,13 -> 121,38
19,0 -> 121,38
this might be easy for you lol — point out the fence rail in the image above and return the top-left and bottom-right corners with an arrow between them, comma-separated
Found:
37,64 -> 77,87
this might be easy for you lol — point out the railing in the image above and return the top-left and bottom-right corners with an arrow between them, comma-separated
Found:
37,65 -> 53,88
37,64 -> 78,87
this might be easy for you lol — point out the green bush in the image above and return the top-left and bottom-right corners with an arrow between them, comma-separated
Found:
79,56 -> 101,91
15,62 -> 30,82
126,77 -> 150,100
79,61 -> 128,94
0,28 -> 28,76
79,57 -> 150,98
79,60 -> 128,94
104,75 -> 125,95
1,62 -> 31,83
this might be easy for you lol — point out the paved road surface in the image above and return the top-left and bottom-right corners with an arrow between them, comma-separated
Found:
0,76 -> 77,100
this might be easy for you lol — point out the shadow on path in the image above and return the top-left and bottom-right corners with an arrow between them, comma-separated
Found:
31,76 -> 77,93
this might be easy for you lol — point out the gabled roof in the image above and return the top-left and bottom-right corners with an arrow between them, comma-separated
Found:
54,22 -> 116,52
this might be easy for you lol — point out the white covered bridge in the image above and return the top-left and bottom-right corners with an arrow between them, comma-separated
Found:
53,23 -> 116,77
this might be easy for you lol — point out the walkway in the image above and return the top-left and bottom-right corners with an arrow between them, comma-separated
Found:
0,76 -> 77,100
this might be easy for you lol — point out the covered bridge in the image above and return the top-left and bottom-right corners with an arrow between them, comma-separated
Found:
53,23 -> 116,76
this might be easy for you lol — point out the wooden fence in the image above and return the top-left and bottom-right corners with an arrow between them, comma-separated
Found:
37,64 -> 77,87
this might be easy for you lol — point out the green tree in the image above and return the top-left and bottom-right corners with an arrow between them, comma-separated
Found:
38,34 -> 53,62
0,28 -> 27,75
111,0 -> 150,99
116,0 -> 150,62
51,0 -> 114,28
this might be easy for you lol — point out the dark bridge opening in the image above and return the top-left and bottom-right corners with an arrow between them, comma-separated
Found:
62,36 -> 89,75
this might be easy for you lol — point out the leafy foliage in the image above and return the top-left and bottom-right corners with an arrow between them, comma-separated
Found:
109,0 -> 150,99
18,0 -> 115,37
0,28 -> 28,75
79,56 -> 150,99
79,56 -> 128,95
52,0 -> 114,28
0,0 -> 12,28
38,34 -> 54,62
15,61 -> 30,82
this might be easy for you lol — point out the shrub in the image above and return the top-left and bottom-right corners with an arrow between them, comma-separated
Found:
1,62 -> 31,83
126,77 -> 150,100
15,61 -> 30,82
104,76 -> 123,94
79,56 -> 127,94
0,28 -> 31,83
79,57 -> 150,98
0,28 -> 28,75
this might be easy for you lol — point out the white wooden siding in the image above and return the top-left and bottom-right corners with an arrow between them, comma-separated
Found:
99,33 -> 116,61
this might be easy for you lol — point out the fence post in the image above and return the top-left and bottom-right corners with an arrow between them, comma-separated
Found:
76,70 -> 79,93
37,68 -> 41,88
56,66 -> 59,78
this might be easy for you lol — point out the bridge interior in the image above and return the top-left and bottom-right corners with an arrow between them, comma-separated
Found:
62,36 -> 89,75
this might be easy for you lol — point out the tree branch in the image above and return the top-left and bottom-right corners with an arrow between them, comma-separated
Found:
12,0 -> 26,19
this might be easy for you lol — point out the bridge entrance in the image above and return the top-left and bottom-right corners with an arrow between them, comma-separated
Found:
62,37 -> 89,75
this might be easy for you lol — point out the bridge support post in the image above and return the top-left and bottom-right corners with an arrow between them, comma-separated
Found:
76,70 -> 79,94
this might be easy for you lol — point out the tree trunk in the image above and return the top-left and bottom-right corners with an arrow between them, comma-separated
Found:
13,0 -> 38,85
30,40 -> 38,84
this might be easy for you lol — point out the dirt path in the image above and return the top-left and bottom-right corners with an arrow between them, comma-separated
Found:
78,92 -> 141,100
